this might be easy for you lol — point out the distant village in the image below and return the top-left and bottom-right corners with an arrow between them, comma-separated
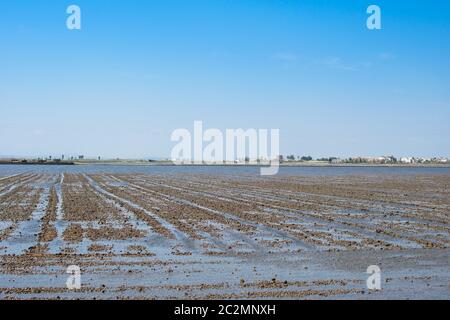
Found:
0,155 -> 92,165
281,155 -> 450,164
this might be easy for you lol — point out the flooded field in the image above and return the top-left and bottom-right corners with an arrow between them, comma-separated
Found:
0,166 -> 449,299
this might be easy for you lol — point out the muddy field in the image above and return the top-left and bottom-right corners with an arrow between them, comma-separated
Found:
0,170 -> 449,299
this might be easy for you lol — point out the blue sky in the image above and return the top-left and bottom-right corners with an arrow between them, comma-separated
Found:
1,0 -> 449,159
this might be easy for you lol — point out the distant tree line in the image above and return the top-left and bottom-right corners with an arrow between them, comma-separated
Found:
284,155 -> 337,162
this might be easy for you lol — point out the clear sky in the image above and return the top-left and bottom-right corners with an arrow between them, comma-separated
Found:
1,0 -> 449,159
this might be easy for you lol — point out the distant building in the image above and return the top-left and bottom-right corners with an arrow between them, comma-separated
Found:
400,157 -> 414,164
330,158 -> 341,164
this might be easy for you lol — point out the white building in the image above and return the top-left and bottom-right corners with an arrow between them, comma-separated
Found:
400,157 -> 414,164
